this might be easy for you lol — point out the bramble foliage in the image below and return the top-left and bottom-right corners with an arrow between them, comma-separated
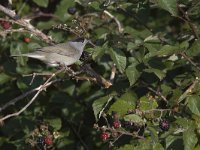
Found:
0,0 -> 200,150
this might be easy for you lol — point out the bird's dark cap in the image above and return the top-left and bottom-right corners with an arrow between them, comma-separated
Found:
72,38 -> 85,43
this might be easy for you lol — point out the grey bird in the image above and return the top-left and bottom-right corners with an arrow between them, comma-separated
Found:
12,38 -> 88,67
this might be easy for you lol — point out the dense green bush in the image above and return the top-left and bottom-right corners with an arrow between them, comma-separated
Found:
0,0 -> 200,149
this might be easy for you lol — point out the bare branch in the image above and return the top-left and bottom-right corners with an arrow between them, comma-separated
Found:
177,5 -> 199,39
103,10 -> 124,33
178,77 -> 200,103
0,68 -> 65,122
180,52 -> 200,71
146,86 -> 168,103
0,4 -> 53,44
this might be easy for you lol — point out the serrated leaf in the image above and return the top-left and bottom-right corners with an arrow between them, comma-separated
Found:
33,0 -> 49,7
108,91 -> 137,116
166,135 -> 180,149
92,96 -> 112,122
140,96 -> 158,111
91,46 -> 105,61
154,0 -> 177,16
124,114 -> 145,125
187,95 -> 200,116
183,129 -> 198,150
45,118 -> 62,130
108,48 -> 126,73
126,64 -> 141,86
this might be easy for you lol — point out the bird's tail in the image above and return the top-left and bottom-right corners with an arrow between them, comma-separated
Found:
11,53 -> 45,59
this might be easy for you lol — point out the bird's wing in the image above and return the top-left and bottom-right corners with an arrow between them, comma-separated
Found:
36,43 -> 79,56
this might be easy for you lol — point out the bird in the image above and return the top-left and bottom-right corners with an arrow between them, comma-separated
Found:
12,38 -> 88,67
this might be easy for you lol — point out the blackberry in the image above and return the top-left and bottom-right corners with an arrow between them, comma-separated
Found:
68,7 -> 77,15
37,136 -> 44,146
159,119 -> 170,131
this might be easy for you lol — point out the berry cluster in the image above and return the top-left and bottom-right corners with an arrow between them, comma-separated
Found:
0,20 -> 11,30
96,110 -> 170,144
26,123 -> 60,149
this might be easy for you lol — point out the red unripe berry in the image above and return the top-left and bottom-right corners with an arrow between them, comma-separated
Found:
24,37 -> 31,43
100,132 -> 109,141
44,136 -> 53,145
0,21 -> 11,30
113,121 -> 121,128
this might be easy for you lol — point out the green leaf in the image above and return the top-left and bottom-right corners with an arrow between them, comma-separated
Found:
33,0 -> 49,7
0,73 -> 12,84
126,64 -> 141,86
124,114 -> 145,125
183,129 -> 198,150
148,126 -> 159,143
186,39 -> 200,57
55,0 -> 75,21
90,46 -> 105,61
166,135 -> 181,149
187,95 -> 200,116
139,96 -> 158,111
144,68 -> 166,80
153,143 -> 164,150
89,1 -> 101,11
194,146 -> 200,150
45,118 -> 62,130
117,144 -> 135,150
108,91 -> 137,116
157,44 -> 179,56
154,0 -> 178,16
108,48 -> 126,73
92,96 -> 112,122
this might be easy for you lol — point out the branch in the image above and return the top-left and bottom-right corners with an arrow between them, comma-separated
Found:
82,64 -> 112,88
178,77 -> 200,103
0,4 -> 53,44
146,86 -> 168,103
0,4 -> 112,121
0,68 -> 65,122
177,5 -> 199,39
0,28 -> 30,36
180,52 -> 200,71
103,10 -> 124,33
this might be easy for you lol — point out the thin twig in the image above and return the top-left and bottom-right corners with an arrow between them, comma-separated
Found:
110,64 -> 116,84
99,96 -> 113,119
180,52 -> 200,71
0,4 -> 53,44
103,10 -> 124,33
0,28 -> 30,36
177,5 -> 199,39
68,121 -> 89,150
178,77 -> 200,103
0,69 -> 65,121
146,86 -> 168,103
